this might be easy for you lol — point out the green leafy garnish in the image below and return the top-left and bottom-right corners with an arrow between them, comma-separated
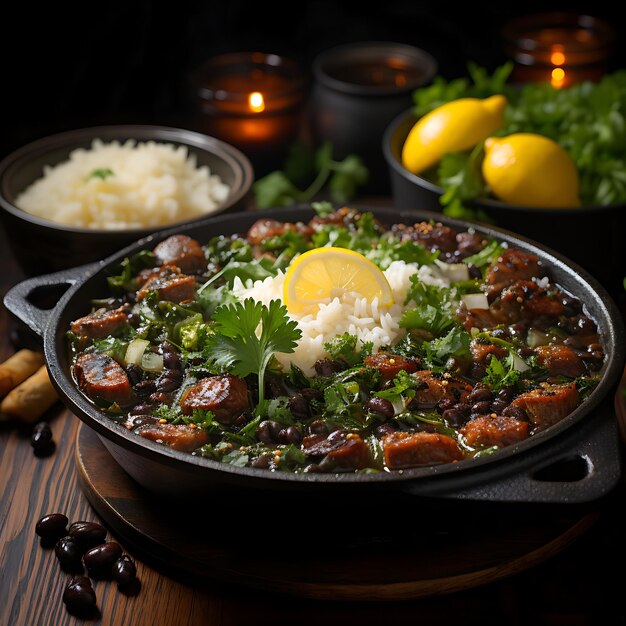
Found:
203,299 -> 301,405
86,167 -> 114,181
482,354 -> 522,392
323,332 -> 373,368
253,141 -> 369,208
107,250 -> 157,293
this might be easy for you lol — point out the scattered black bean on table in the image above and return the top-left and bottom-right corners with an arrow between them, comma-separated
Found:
30,421 -> 54,456
35,512 -> 138,616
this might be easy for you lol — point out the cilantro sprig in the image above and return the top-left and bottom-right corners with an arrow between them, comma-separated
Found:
203,299 -> 301,406
253,142 -> 369,208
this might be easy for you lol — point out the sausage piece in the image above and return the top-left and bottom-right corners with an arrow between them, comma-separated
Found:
410,370 -> 473,408
491,280 -> 565,324
484,249 -> 543,300
510,382 -> 580,431
136,266 -> 197,303
153,235 -> 206,274
179,374 -> 249,424
74,353 -> 134,406
382,431 -> 464,469
534,344 -> 586,378
364,353 -> 418,380
136,423 -> 208,452
460,415 -> 530,449
70,307 -> 128,342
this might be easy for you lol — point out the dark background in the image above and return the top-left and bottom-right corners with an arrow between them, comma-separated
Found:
2,1 -> 624,163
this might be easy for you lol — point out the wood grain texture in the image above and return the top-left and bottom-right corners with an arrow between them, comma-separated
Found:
2,220 -> 626,626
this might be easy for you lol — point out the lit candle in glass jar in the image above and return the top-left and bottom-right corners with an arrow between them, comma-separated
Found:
192,53 -> 305,175
501,12 -> 615,89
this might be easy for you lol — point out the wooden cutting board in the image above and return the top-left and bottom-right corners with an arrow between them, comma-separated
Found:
75,423 -> 598,601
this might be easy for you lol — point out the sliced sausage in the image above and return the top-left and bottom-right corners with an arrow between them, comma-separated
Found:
179,374 -> 249,424
70,307 -> 128,342
74,352 -> 134,406
484,249 -> 543,300
382,431 -> 464,469
491,280 -> 565,324
136,266 -> 197,303
391,221 -> 458,253
246,219 -> 298,245
510,382 -> 580,431
153,234 -> 206,273
534,344 -> 586,378
136,423 -> 208,452
470,338 -> 508,366
316,435 -> 371,472
411,370 -> 473,409
460,415 -> 530,449
364,353 -> 418,380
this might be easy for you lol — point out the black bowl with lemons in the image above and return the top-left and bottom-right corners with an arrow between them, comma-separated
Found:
382,77 -> 626,297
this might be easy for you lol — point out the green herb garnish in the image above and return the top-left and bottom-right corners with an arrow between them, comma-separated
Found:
203,298 -> 301,406
86,167 -> 114,181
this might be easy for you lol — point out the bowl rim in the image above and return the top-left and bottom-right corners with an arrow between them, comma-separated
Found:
312,41 -> 438,97
0,124 -> 255,235
382,107 -> 625,215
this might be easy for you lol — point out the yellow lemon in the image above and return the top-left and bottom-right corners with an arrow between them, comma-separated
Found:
283,247 -> 394,315
401,94 -> 507,175
482,133 -> 580,208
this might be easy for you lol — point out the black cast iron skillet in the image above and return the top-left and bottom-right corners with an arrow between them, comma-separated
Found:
4,205 -> 625,504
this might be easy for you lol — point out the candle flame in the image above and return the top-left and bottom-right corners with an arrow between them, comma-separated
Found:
248,91 -> 265,113
551,51 -> 566,66
551,67 -> 566,89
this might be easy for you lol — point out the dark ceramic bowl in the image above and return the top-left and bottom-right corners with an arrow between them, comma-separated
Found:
383,108 -> 626,295
0,125 -> 254,277
4,205 -> 625,504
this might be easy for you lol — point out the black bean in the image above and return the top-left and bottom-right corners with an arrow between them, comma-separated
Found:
313,358 -> 345,377
68,521 -> 107,550
469,363 -> 487,380
55,536 -> 84,572
83,541 -> 123,578
125,364 -> 143,386
471,401 -> 492,415
288,394 -> 310,420
452,402 -> 470,417
251,455 -> 271,469
587,342 -> 603,353
31,422 -> 53,455
112,554 -> 137,586
502,405 -> 529,421
134,379 -> 156,397
300,388 -> 322,402
148,391 -> 170,404
365,397 -> 395,418
162,351 -> 181,370
468,387 -> 494,404
35,513 -> 68,541
436,398 -> 456,414
127,313 -> 140,328
162,341 -> 178,354
468,264 -> 482,279
129,403 -> 155,416
490,400 -> 508,414
442,408 -> 468,428
156,375 -> 180,393
308,419 -> 329,436
490,328 -> 511,340
256,420 -> 283,444
375,422 -> 398,437
63,576 -> 97,617
496,388 -> 515,403
280,426 -> 302,445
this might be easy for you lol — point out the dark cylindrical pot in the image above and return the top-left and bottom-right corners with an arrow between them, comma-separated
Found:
311,42 -> 437,195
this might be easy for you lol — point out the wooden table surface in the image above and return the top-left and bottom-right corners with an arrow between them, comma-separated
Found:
2,212 -> 626,626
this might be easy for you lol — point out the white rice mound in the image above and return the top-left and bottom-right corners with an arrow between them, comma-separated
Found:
233,260 -> 452,376
14,139 -> 232,230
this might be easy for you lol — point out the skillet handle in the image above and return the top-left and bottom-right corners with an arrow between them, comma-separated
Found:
3,263 -> 100,341
397,404 -> 622,505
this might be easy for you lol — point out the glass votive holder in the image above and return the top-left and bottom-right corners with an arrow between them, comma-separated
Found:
310,41 -> 438,195
501,12 -> 615,89
191,52 -> 306,177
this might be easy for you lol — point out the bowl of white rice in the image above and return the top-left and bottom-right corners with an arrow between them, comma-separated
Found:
0,125 -> 253,275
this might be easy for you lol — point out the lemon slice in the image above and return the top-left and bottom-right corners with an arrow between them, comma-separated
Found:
283,247 -> 394,315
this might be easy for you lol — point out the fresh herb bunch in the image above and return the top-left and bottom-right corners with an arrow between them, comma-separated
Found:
413,62 -> 626,216
253,141 -> 369,208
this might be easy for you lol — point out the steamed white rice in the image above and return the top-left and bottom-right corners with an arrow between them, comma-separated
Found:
233,260 -> 452,376
14,139 -> 231,230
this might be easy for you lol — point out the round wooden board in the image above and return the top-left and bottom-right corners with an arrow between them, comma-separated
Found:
75,423 -> 599,601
